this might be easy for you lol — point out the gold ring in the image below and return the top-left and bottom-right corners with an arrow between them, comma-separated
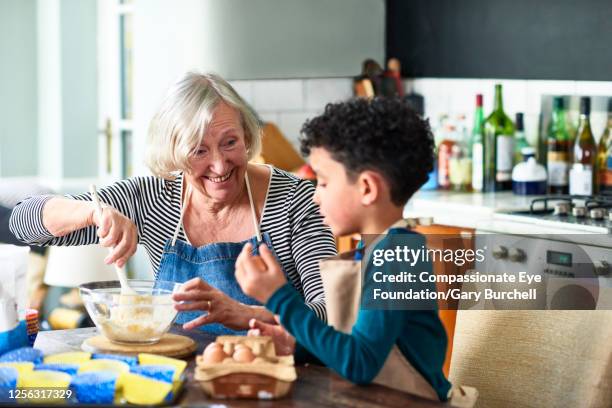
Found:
207,300 -> 212,311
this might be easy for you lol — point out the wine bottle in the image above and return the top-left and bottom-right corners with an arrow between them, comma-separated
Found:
450,115 -> 472,192
471,94 -> 485,192
597,97 -> 612,193
438,123 -> 456,190
569,97 -> 597,196
547,97 -> 571,194
484,84 -> 515,191
513,113 -> 530,165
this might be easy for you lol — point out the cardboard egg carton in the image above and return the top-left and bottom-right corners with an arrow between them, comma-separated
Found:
194,336 -> 296,399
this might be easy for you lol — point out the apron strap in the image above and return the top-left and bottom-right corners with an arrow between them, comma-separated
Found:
171,169 -> 262,247
362,218 -> 410,264
244,169 -> 262,243
171,182 -> 191,247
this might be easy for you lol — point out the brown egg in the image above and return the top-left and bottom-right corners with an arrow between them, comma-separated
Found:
233,346 -> 255,363
202,343 -> 227,364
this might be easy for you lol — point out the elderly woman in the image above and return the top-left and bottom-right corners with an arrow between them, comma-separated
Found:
10,72 -> 337,335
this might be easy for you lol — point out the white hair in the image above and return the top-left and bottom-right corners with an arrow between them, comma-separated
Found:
145,72 -> 261,179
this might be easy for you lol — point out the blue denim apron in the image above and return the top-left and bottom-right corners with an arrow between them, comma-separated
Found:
156,171 -> 284,335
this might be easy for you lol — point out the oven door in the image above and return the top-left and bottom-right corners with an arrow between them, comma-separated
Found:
466,232 -> 611,311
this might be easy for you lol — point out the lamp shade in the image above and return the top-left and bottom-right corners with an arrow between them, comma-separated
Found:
43,245 -> 117,287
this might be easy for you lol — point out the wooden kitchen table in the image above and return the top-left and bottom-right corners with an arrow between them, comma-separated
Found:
34,326 -> 450,407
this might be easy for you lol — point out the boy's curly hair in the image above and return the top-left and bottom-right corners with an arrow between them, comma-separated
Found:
300,97 -> 434,205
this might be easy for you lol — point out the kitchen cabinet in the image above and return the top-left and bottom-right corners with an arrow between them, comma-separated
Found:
413,224 -> 475,378
387,0 -> 612,81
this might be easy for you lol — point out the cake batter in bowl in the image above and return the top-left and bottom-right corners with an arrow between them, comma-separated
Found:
80,280 -> 178,345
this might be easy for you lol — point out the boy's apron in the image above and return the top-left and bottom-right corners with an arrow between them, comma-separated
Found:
157,170 -> 285,336
319,219 -> 440,400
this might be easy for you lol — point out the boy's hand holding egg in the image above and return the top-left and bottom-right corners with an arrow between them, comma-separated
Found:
248,316 -> 295,356
236,243 -> 287,304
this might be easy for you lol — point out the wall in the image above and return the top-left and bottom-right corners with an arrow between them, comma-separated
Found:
1,0 -> 98,184
60,0 -> 98,178
0,0 -> 38,177
201,0 -> 385,80
132,0 -> 384,175
222,77 -> 612,156
229,78 -> 353,150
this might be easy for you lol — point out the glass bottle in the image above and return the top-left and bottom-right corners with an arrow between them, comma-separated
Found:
569,97 -> 597,196
547,97 -> 571,194
449,115 -> 472,191
513,113 -> 530,165
437,123 -> 456,190
484,84 -> 515,191
471,94 -> 485,192
597,97 -> 612,193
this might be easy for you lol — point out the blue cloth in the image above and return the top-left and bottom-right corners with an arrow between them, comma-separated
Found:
266,228 -> 451,401
157,232 -> 286,335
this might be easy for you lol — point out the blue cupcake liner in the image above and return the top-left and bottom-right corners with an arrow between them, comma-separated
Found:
70,371 -> 118,404
34,363 -> 79,376
92,353 -> 138,367
0,347 -> 43,365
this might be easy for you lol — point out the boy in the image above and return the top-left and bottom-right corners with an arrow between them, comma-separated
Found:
236,97 -> 451,401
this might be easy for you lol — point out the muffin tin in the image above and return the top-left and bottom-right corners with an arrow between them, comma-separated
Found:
195,336 -> 296,399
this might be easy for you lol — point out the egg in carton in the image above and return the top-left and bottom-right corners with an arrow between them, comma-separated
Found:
195,336 -> 296,399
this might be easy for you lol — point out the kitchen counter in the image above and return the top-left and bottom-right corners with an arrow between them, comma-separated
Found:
34,326 -> 450,407
404,190 -> 542,230
405,190 -> 612,234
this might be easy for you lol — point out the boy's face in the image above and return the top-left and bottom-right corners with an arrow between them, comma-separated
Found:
309,147 -> 362,236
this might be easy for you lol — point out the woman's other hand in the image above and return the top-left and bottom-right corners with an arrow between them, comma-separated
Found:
91,205 -> 137,268
235,243 -> 287,304
172,277 -> 252,330
248,316 -> 295,356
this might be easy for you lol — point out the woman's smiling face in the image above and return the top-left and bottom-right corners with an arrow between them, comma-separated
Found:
185,102 -> 249,203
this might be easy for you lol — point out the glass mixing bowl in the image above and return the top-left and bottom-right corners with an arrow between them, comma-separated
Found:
80,280 -> 179,345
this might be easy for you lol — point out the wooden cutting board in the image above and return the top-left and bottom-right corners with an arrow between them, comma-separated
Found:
81,333 -> 197,359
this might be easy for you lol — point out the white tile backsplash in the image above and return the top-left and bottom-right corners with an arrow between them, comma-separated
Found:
278,111 -> 318,149
304,78 -> 353,111
574,81 -> 612,97
525,80 -> 577,113
252,79 -> 304,112
496,79 -> 528,119
258,111 -> 280,125
237,78 -> 351,150
229,80 -> 254,106
232,76 -> 610,158
448,79 -> 485,116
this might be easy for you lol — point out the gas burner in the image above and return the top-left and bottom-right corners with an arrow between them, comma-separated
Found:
590,208 -> 607,220
504,194 -> 612,233
529,195 -> 612,216
554,202 -> 570,216
572,206 -> 587,218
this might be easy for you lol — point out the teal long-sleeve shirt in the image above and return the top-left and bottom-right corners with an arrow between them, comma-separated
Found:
265,229 -> 452,401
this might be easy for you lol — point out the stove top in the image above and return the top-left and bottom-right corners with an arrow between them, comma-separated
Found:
500,194 -> 612,233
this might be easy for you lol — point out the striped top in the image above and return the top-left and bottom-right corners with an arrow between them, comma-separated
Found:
9,167 -> 337,320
